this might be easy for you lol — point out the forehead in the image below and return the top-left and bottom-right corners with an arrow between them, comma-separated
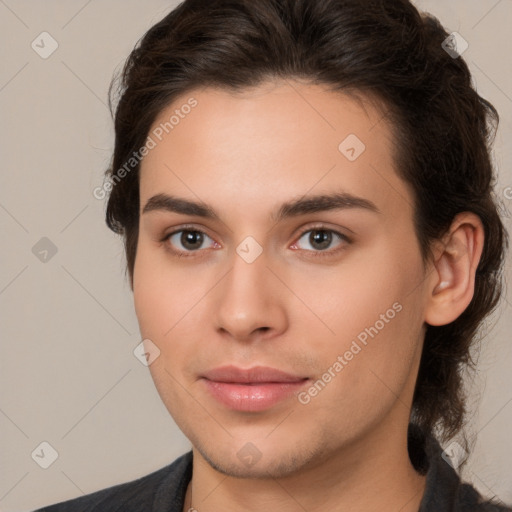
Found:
138,80 -> 412,220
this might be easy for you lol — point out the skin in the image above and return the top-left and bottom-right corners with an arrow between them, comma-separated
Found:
133,79 -> 484,512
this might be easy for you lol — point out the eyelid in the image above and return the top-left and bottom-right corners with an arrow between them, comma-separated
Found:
291,222 -> 352,240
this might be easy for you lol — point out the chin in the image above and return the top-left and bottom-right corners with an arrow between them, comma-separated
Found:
194,438 -> 326,479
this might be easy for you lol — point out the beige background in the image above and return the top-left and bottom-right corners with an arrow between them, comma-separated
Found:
0,1 -> 510,511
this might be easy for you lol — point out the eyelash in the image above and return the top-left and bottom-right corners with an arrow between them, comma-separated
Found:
160,224 -> 351,260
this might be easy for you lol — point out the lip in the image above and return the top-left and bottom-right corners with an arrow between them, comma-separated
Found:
201,365 -> 309,412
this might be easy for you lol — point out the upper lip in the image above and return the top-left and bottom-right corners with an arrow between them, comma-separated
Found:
202,365 -> 308,383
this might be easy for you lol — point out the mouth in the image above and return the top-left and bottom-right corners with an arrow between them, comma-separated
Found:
200,365 -> 309,412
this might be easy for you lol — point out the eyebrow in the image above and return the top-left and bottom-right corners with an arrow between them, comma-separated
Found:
142,191 -> 380,222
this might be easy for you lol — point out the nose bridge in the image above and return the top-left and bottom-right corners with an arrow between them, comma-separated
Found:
213,242 -> 287,339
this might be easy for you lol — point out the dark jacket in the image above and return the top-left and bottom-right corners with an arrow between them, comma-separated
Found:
33,433 -> 511,512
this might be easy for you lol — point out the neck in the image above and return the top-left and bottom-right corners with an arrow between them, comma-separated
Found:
183,422 -> 426,512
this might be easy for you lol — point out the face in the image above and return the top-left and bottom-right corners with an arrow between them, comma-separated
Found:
134,80 -> 429,478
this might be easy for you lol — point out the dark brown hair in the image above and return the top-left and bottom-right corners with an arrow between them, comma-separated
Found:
104,0 -> 507,456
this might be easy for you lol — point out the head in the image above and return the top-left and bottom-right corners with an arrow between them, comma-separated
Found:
104,0 -> 506,475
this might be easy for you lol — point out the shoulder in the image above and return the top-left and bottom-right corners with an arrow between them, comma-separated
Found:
31,451 -> 193,512
457,482 -> 512,512
415,431 -> 512,512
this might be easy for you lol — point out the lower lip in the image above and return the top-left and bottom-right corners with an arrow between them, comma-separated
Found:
202,379 -> 308,412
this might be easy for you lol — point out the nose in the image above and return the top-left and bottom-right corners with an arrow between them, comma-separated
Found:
213,247 -> 288,343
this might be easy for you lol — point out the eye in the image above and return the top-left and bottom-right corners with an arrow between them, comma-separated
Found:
164,229 -> 218,255
291,228 -> 349,254
161,226 -> 350,258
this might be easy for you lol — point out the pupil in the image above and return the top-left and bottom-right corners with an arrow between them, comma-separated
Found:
310,230 -> 331,250
182,231 -> 203,250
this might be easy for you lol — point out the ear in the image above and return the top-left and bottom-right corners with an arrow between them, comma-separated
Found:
424,212 -> 485,326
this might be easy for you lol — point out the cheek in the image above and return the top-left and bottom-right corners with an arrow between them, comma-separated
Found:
132,250 -> 192,402
308,242 -> 422,338
303,238 -> 426,380
133,242 -> 176,338
133,242 -> 213,359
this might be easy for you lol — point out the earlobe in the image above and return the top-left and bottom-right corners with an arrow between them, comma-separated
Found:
424,213 -> 484,327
